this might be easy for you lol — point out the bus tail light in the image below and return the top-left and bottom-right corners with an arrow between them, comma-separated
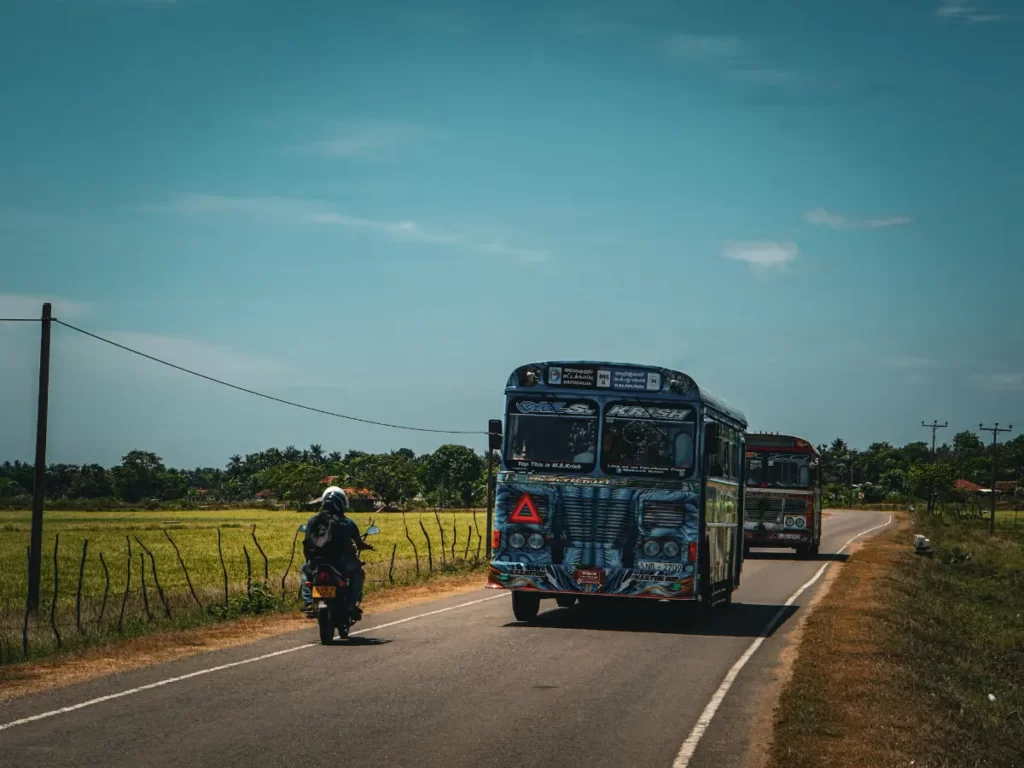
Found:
491,530 -> 501,550
688,542 -> 698,562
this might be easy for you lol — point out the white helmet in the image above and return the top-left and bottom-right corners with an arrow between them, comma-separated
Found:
319,485 -> 348,515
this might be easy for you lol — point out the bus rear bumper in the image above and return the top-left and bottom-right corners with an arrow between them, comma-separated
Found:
486,562 -> 695,600
745,530 -> 814,547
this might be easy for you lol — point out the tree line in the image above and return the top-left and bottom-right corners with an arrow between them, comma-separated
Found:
0,443 -> 496,510
1,428 -> 1021,511
817,431 -> 1024,506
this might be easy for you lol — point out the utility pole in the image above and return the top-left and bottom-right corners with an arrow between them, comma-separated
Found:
979,423 -> 1012,535
922,420 -> 948,455
921,421 -> 948,514
28,302 -> 52,613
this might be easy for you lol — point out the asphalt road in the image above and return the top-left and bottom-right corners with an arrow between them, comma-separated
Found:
1,509 -> 891,768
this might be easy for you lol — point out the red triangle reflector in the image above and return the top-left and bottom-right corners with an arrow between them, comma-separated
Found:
509,493 -> 542,524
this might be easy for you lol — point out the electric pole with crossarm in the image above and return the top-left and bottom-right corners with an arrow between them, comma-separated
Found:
979,423 -> 1013,535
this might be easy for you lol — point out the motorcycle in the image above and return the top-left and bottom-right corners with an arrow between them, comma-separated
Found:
307,524 -> 380,644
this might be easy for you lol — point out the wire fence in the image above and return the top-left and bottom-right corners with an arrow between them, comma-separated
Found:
0,513 -> 486,666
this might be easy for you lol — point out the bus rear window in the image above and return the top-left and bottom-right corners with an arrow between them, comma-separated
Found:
601,402 -> 696,478
746,451 -> 813,489
506,398 -> 597,473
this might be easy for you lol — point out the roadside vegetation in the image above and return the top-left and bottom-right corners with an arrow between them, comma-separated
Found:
769,509 -> 1023,768
0,508 -> 487,667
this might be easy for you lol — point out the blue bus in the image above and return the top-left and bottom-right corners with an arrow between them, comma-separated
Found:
486,361 -> 748,622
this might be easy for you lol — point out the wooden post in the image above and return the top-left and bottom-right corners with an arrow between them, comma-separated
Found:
28,302 -> 52,613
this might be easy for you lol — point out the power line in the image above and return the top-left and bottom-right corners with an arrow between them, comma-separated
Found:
0,318 -> 42,322
53,319 -> 487,436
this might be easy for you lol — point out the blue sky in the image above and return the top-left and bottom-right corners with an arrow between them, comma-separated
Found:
2,0 -> 1021,467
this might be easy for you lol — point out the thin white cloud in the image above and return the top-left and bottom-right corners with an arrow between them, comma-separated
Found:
936,1 -> 1005,22
292,121 -> 440,159
722,241 -> 799,269
885,356 -> 944,370
972,372 -> 1024,392
94,331 -> 291,387
155,195 -> 548,263
665,34 -> 746,61
865,216 -> 914,229
0,294 -> 92,320
805,207 -> 912,230
730,68 -> 807,87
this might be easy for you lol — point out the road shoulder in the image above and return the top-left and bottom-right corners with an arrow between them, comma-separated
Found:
0,572 -> 486,704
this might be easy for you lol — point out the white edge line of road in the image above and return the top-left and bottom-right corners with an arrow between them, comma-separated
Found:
0,592 -> 509,733
672,512 -> 893,768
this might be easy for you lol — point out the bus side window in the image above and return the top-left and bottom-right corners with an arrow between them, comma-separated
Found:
705,423 -> 722,476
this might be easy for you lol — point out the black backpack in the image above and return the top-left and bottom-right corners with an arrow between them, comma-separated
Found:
304,510 -> 346,560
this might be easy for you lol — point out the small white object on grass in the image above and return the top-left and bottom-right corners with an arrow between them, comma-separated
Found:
988,693 -> 997,703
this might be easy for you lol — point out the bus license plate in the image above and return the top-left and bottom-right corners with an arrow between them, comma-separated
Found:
575,569 -> 603,586
311,586 -> 336,598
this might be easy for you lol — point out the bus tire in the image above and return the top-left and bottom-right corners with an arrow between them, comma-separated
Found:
555,595 -> 577,608
512,591 -> 540,622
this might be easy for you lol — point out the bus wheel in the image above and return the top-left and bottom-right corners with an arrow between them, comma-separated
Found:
555,595 -> 577,608
743,542 -> 751,558
809,541 -> 820,557
512,592 -> 541,622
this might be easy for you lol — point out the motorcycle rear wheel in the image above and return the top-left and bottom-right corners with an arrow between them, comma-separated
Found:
317,608 -> 334,645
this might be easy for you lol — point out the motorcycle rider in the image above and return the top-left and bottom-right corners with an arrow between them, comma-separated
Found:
301,486 -> 373,619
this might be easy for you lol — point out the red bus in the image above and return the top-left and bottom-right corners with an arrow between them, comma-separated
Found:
743,433 -> 822,558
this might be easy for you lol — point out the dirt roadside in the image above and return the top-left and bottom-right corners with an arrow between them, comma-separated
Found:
0,572 -> 487,703
766,515 -> 921,767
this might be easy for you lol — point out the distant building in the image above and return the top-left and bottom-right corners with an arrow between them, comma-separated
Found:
955,479 -> 984,493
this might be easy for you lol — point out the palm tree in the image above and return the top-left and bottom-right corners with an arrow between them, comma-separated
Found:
283,445 -> 302,463
328,451 -> 343,463
308,444 -> 325,464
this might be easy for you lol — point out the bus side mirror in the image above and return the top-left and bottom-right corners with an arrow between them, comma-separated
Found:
488,419 -> 503,452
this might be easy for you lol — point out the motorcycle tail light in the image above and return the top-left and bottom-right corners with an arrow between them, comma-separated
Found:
315,570 -> 333,584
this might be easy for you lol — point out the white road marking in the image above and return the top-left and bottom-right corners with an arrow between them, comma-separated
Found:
672,513 -> 893,767
0,592 -> 509,733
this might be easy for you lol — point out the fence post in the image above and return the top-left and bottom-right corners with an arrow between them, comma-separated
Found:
464,525 -> 471,561
434,511 -> 447,567
217,528 -> 229,605
164,529 -> 202,609
388,543 -> 397,585
27,302 -> 52,614
419,519 -> 434,572
22,546 -> 31,658
98,552 -> 110,628
402,513 -> 420,575
76,539 -> 89,635
139,553 -> 153,622
50,533 -> 61,648
251,525 -> 269,583
243,546 -> 252,595
281,527 -> 300,598
118,537 -> 132,632
134,536 -> 171,618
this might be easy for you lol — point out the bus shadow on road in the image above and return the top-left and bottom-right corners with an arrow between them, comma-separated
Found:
746,551 -> 849,563
503,600 -> 798,638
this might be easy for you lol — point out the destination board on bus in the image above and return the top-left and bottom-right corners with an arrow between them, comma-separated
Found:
546,365 -> 662,392
747,434 -> 798,448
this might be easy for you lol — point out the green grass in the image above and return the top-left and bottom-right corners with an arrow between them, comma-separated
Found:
888,513 -> 1024,766
0,508 -> 487,665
